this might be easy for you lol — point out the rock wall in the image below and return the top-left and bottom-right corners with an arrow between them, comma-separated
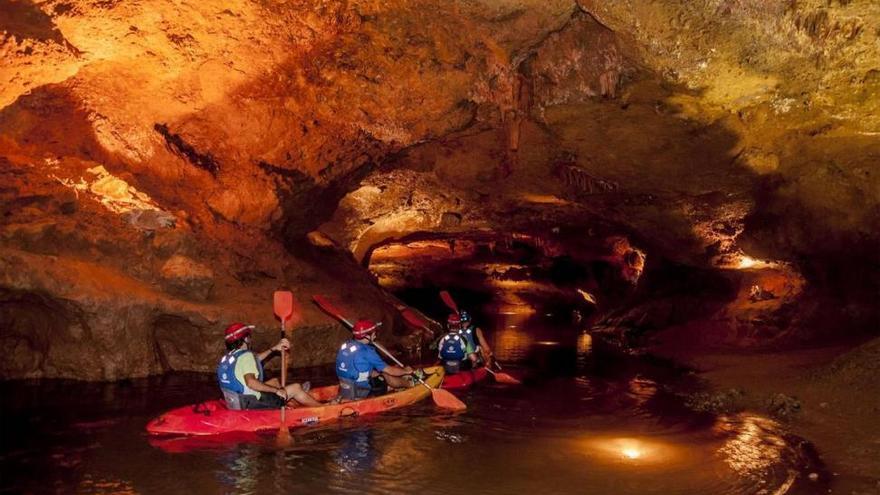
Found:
0,1 -> 580,379
2,0 -> 878,379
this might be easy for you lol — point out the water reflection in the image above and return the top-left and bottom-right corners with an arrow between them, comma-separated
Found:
714,414 -> 787,477
220,444 -> 260,494
626,377 -> 658,408
332,428 -> 378,475
577,332 -> 593,355
76,476 -> 137,494
0,308 -> 830,495
491,311 -> 535,362
583,436 -> 682,466
576,332 -> 593,370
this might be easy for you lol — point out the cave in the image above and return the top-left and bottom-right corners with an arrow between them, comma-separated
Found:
1,0 -> 878,493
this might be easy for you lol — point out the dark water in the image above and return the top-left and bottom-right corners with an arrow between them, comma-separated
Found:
0,309 -> 827,494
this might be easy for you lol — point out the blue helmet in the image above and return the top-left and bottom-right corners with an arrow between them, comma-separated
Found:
458,310 -> 471,323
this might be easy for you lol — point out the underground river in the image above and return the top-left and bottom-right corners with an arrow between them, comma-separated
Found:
0,304 -> 828,495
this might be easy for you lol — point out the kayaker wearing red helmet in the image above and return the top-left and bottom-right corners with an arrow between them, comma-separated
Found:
438,313 -> 469,375
216,322 -> 322,410
335,319 -> 415,401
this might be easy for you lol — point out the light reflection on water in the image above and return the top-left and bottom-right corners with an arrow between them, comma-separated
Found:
491,307 -> 536,362
76,476 -> 137,495
583,436 -> 683,465
0,311 -> 828,495
715,414 -> 788,477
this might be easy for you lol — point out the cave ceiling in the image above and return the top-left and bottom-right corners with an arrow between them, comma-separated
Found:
0,0 -> 878,379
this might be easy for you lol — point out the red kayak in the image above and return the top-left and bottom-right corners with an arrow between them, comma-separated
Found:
147,366 -> 444,436
441,366 -> 490,389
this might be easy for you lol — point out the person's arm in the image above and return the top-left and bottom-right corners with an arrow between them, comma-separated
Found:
257,338 -> 290,363
244,373 -> 287,399
367,345 -> 412,376
477,327 -> 494,356
383,364 -> 414,377
476,327 -> 493,361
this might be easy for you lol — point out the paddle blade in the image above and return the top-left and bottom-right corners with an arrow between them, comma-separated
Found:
275,424 -> 292,447
273,291 -> 296,322
312,295 -> 354,328
400,308 -> 428,329
431,388 -> 467,411
492,372 -> 521,385
439,290 -> 459,313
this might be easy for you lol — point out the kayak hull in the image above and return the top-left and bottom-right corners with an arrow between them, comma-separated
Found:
441,366 -> 490,389
147,366 -> 444,436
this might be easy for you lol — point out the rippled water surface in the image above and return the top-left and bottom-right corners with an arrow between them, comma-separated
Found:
1,310 -> 827,494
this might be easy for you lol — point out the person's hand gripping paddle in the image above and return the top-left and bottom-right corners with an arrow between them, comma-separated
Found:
312,295 -> 466,411
273,291 -> 296,446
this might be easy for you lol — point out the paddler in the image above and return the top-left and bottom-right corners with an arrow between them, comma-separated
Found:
216,322 -> 323,410
458,310 -> 495,367
438,313 -> 469,375
335,319 -> 416,401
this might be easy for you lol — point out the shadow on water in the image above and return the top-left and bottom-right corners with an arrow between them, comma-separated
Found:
0,300 -> 829,494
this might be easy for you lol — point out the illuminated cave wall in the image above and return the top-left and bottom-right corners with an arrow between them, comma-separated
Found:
1,0 -> 878,379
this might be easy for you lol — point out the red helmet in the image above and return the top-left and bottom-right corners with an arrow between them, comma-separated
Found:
352,319 -> 381,339
447,313 -> 461,327
224,322 -> 254,343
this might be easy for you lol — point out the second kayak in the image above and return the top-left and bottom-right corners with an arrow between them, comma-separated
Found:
441,366 -> 490,389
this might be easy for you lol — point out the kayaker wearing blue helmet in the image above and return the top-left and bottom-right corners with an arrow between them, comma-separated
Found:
458,310 -> 494,367
216,322 -> 322,410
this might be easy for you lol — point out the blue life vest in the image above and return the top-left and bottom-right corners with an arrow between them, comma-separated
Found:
438,332 -> 467,361
336,339 -> 382,386
217,349 -> 263,394
460,324 -> 478,352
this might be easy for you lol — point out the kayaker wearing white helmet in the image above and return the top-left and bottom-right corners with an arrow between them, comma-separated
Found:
216,322 -> 322,410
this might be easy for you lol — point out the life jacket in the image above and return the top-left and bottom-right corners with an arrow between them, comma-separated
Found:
460,324 -> 479,353
336,339 -> 379,386
438,332 -> 467,361
216,349 -> 263,410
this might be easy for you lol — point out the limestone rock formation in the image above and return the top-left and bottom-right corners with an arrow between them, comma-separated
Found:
2,0 -> 878,379
159,255 -> 214,301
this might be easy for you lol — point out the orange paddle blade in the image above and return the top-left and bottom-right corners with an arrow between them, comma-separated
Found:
491,371 -> 521,385
273,291 -> 296,322
276,424 -> 292,447
431,388 -> 467,411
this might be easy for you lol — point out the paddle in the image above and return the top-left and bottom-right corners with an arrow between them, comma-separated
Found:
312,295 -> 466,411
398,305 -> 433,331
438,290 -> 520,384
485,364 -> 520,384
369,339 -> 467,411
273,291 -> 296,445
439,290 -> 459,313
